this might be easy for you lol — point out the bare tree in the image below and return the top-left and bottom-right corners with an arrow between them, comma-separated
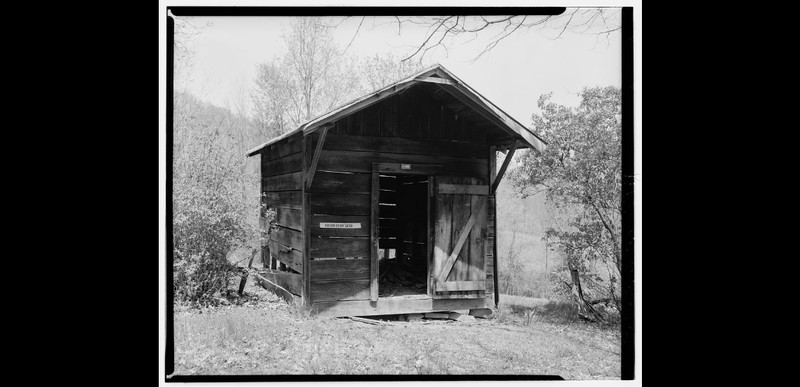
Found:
172,16 -> 213,93
251,17 -> 360,137
357,53 -> 429,94
328,10 -> 621,63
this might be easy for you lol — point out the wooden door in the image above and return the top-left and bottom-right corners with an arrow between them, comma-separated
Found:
431,176 -> 489,298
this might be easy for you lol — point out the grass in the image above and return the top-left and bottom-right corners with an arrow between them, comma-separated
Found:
171,281 -> 621,379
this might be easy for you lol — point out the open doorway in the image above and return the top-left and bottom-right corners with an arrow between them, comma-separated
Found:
377,174 -> 429,297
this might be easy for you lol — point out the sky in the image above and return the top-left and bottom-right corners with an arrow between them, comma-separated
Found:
175,12 -> 622,128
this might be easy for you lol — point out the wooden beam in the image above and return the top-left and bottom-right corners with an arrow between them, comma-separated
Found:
253,272 -> 301,304
305,126 -> 329,190
438,184 -> 489,195
490,145 -> 500,307
312,295 -> 489,317
436,196 -> 488,284
435,280 -> 486,292
370,171 -> 380,302
373,162 -> 442,175
491,141 -> 517,193
254,270 -> 303,296
416,76 -> 455,86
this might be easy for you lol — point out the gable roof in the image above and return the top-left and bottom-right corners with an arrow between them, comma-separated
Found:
246,64 -> 547,157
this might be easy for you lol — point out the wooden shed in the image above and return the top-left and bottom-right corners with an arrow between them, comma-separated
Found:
246,64 -> 546,318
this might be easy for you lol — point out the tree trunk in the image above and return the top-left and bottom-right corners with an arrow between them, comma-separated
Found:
569,265 -> 604,322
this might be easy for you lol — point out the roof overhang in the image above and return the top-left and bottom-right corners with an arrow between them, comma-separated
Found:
246,64 -> 547,157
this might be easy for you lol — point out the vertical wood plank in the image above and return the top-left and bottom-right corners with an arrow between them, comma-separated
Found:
302,134 -> 310,307
427,175 -> 434,296
451,177 -> 470,282
434,177 -> 453,285
469,189 -> 487,299
370,170 -> 380,301
490,148 -> 499,306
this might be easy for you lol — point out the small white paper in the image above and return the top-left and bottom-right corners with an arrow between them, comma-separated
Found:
320,222 -> 362,229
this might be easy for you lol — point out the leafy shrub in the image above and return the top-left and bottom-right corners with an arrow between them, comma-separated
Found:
172,94 -> 261,306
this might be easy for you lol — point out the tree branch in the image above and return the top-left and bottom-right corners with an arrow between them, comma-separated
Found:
342,16 -> 365,55
401,16 -> 453,62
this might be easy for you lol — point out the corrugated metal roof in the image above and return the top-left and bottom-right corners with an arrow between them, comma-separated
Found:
246,64 -> 546,157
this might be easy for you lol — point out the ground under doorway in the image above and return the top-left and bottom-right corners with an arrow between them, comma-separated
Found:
377,174 -> 429,297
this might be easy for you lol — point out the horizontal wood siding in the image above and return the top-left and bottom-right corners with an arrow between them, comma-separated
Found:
310,258 -> 371,281
309,171 -> 370,194
316,150 -> 487,179
328,84 -> 489,144
260,132 -> 306,277
311,215 -> 370,237
310,237 -> 370,258
264,191 -> 302,209
308,193 -> 371,216
262,152 -> 302,177
270,225 -> 303,252
255,270 -> 303,296
310,279 -> 371,302
323,133 -> 487,159
262,134 -> 303,161
263,171 -> 303,192
275,207 -> 302,231
269,240 -> 303,272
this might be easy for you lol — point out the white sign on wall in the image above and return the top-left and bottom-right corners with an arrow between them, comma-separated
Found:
319,223 -> 362,229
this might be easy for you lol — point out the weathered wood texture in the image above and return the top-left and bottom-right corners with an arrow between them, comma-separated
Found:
254,270 -> 303,296
370,171 -> 380,301
259,133 -> 303,162
263,172 -> 303,192
262,152 -> 302,177
308,193 -> 371,215
258,82 -> 515,308
310,237 -> 370,258
318,150 -> 482,178
311,215 -> 370,237
310,258 -> 370,281
274,207 -> 302,231
268,240 -> 303,272
270,225 -> 302,252
310,279 -> 371,302
310,171 -> 371,194
253,272 -> 301,304
312,295 -> 494,318
322,133 -> 487,159
305,126 -> 329,190
327,85 -> 488,144
263,191 -> 302,209
432,176 -> 488,299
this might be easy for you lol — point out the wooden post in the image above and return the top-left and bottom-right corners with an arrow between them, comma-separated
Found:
491,147 -> 500,307
301,134 -> 310,308
237,248 -> 258,296
491,141 -> 518,193
427,175 -> 434,297
370,169 -> 380,301
305,125 -> 329,190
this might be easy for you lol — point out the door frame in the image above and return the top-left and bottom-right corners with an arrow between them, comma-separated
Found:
370,163 -> 442,301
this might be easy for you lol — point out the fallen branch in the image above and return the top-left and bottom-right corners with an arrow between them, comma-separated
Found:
348,316 -> 384,325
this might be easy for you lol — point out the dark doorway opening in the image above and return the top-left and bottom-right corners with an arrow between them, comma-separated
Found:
377,174 -> 429,297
